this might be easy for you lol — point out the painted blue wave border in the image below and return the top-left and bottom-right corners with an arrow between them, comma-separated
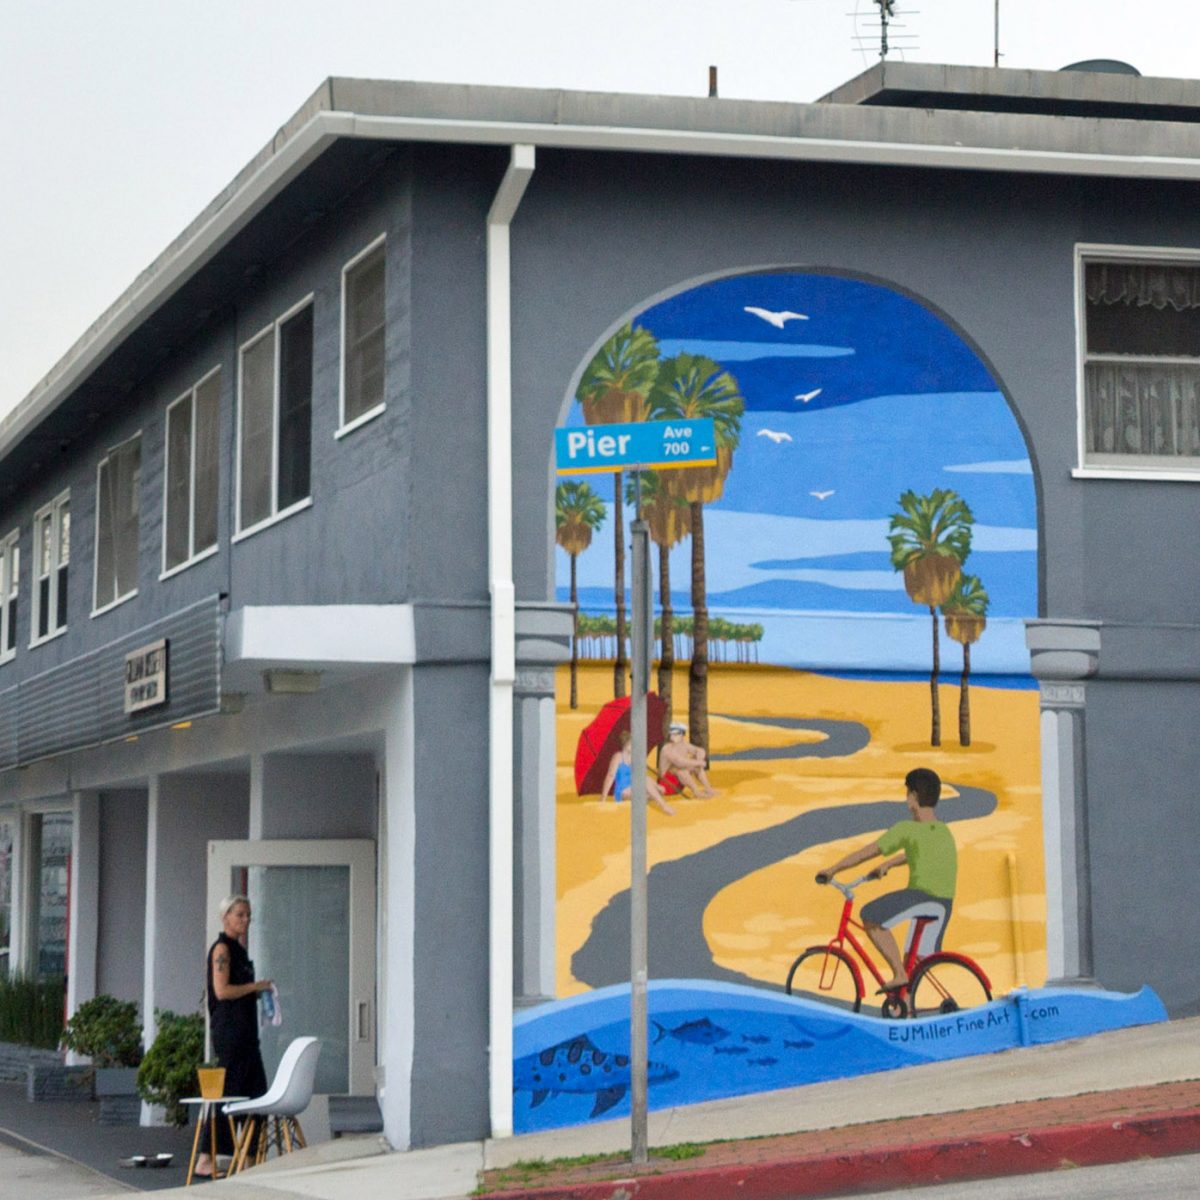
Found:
513,980 -> 1167,1134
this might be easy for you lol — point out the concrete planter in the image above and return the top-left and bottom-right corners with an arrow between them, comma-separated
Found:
0,1040 -> 61,1084
27,1061 -> 93,1102
96,1066 -> 141,1125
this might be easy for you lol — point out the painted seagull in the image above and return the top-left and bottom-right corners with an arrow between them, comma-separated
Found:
757,429 -> 793,445
809,490 -> 835,501
744,306 -> 808,329
794,388 -> 823,403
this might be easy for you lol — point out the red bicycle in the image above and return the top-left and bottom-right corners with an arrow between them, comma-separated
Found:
785,874 -> 992,1018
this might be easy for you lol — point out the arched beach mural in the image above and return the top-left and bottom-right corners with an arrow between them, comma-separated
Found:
526,270 -> 1156,1136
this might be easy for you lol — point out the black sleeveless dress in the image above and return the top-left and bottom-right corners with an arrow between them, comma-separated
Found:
206,932 -> 268,1152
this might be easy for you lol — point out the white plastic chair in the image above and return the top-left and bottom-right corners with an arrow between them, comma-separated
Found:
222,1037 -> 321,1173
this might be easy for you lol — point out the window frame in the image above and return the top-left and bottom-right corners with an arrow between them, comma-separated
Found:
234,294 -> 315,542
0,528 -> 18,665
92,431 -> 143,618
1074,242 -> 1200,481
161,365 -> 222,580
30,490 -> 70,648
337,233 -> 388,438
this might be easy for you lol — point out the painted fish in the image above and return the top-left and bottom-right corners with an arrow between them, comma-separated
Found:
514,1036 -> 678,1119
784,1038 -> 815,1051
748,1057 -> 779,1067
713,1045 -> 750,1055
652,1017 -> 730,1046
741,1034 -> 771,1045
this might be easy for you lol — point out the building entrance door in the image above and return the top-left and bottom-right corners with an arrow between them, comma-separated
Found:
206,839 -> 376,1095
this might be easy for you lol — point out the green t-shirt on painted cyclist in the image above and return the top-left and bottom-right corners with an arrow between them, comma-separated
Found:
877,819 -> 957,900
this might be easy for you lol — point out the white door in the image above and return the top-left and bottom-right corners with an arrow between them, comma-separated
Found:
207,839 -> 376,1095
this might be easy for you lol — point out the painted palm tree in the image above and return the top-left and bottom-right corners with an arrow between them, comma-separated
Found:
942,574 -> 989,747
648,352 -> 745,754
576,323 -> 661,698
555,482 -> 607,709
888,488 -> 974,747
625,470 -> 691,722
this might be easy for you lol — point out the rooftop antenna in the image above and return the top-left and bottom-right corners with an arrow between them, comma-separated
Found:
994,0 -> 1002,67
850,0 -> 919,63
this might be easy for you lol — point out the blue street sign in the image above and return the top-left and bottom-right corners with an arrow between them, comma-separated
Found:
555,418 -> 717,475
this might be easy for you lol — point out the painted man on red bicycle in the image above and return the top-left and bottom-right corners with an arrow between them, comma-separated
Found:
815,767 -> 956,993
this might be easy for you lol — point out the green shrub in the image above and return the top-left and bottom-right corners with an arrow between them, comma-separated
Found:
61,995 -> 142,1067
0,974 -> 66,1049
136,1009 -> 204,1126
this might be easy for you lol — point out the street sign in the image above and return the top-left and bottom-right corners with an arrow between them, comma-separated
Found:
555,418 -> 717,475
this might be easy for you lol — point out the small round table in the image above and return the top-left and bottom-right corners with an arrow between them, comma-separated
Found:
181,1095 -> 248,1185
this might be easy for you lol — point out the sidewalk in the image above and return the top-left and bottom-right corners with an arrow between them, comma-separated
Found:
7,1015 -> 1200,1200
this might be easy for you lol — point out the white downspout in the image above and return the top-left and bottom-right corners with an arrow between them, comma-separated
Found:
487,142 -> 535,1139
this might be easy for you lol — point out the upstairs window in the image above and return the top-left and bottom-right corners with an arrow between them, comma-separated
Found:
32,492 -> 69,644
164,368 -> 221,574
0,530 -> 17,662
340,237 -> 387,432
238,299 -> 313,535
1080,250 -> 1200,474
94,434 -> 142,613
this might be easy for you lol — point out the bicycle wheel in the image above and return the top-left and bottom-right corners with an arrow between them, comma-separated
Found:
785,946 -> 863,1012
907,954 -> 992,1017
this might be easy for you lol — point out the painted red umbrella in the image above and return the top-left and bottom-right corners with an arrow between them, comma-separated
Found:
574,692 -> 669,796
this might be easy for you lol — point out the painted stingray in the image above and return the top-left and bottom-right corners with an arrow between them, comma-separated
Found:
514,1035 -> 679,1118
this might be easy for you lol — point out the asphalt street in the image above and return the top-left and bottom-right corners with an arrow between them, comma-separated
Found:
841,1152 -> 1200,1200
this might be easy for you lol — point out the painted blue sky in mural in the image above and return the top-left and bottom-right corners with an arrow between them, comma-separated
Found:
557,272 -> 1038,676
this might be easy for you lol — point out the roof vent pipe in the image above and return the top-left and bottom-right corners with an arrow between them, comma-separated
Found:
708,65 -> 718,98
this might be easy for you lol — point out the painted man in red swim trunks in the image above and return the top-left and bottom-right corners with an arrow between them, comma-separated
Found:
657,723 -> 718,798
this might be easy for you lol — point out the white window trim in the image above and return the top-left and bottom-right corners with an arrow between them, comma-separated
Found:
160,542 -> 219,583
161,365 -> 222,578
1075,242 -> 1200,480
91,430 -> 142,618
231,495 -> 313,545
338,234 -> 387,436
235,293 -> 315,535
29,489 -> 70,649
0,528 -> 18,665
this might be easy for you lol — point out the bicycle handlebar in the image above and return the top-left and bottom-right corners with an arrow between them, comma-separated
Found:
816,872 -> 878,898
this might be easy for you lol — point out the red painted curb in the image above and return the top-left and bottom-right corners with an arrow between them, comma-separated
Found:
478,1108 -> 1200,1200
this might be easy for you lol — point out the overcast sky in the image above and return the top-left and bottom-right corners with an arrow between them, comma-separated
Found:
4,0 -> 1199,421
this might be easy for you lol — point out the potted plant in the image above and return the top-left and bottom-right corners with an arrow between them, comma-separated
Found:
60,994 -> 143,1123
136,1009 -> 204,1126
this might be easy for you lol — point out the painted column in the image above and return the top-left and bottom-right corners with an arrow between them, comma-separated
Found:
379,671 -> 415,1151
65,792 -> 100,1031
1026,619 -> 1100,987
513,605 -> 572,1007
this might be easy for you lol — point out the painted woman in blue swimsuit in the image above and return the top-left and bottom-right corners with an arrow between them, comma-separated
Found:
600,732 -> 675,815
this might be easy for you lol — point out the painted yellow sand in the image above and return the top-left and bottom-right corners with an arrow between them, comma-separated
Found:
556,663 -> 1046,998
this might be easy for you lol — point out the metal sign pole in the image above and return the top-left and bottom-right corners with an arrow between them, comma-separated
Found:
629,513 -> 651,1165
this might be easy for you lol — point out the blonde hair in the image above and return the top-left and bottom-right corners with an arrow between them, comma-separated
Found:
218,894 -> 250,920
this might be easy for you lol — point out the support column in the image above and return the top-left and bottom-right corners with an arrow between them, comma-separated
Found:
513,604 -> 572,1008
1026,619 -> 1101,987
66,793 -> 100,1030
380,672 -> 415,1151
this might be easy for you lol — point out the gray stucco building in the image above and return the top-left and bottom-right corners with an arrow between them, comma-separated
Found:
2,60 -> 1200,1150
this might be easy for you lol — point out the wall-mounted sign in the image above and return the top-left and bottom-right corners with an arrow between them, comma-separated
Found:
124,639 -> 169,714
556,418 -> 716,475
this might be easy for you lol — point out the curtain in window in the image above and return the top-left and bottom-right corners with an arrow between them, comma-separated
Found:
1086,263 -> 1200,312
194,373 -> 220,553
1085,361 -> 1200,457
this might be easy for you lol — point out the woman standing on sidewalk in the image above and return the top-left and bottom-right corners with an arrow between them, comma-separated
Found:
194,894 -> 273,1179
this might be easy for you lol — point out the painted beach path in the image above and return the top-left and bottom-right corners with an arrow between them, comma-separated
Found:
710,713 -> 870,761
572,783 -> 997,990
